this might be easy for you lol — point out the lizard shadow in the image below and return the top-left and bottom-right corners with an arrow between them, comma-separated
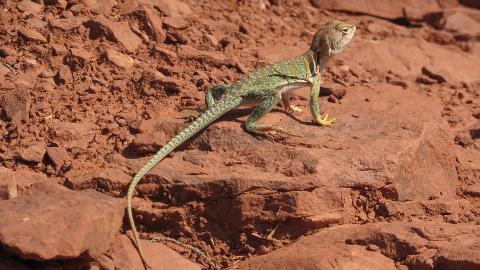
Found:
219,107 -> 315,125
122,106 -> 314,159
122,108 -> 250,159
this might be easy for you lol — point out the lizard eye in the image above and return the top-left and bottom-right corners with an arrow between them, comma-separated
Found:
341,28 -> 349,35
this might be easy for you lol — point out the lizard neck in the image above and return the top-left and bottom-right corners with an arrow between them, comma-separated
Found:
306,49 -> 331,74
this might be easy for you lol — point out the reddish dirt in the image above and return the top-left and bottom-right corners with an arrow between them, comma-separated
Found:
0,0 -> 480,269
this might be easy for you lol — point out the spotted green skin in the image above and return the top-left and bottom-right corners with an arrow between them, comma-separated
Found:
127,20 -> 356,270
207,51 -> 319,134
233,53 -> 313,102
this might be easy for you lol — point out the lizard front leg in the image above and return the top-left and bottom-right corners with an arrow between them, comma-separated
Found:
310,73 -> 335,126
205,84 -> 229,109
246,93 -> 299,137
282,93 -> 303,114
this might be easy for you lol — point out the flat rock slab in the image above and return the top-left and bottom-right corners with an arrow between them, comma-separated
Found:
298,221 -> 480,270
340,36 -> 480,83
0,166 -> 51,200
238,221 -> 480,270
237,242 -> 396,270
0,182 -> 125,260
310,0 -> 441,20
109,234 -> 201,270
128,84 -> 457,231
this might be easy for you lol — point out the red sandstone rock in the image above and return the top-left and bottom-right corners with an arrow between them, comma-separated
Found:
0,0 -> 479,268
0,182 -> 125,260
109,234 -> 201,270
238,243 -> 396,270
84,16 -> 142,53
0,87 -> 30,122
17,26 -> 47,43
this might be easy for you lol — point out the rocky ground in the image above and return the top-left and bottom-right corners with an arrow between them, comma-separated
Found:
0,0 -> 479,269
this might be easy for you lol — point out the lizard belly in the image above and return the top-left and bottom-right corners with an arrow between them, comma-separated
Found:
276,82 -> 311,94
239,82 -> 311,108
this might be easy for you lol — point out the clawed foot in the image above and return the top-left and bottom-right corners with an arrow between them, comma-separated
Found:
314,114 -> 335,126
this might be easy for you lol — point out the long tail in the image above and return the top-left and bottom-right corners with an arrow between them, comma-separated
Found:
127,98 -> 241,269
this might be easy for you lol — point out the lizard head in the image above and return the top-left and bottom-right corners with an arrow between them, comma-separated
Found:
310,20 -> 356,56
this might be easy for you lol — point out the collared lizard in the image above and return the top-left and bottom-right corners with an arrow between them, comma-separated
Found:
127,19 -> 356,269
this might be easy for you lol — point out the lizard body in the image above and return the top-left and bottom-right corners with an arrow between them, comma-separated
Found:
127,20 -> 356,269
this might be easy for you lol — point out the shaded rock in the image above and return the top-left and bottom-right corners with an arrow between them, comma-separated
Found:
51,43 -> 68,55
238,243 -> 396,270
0,182 -> 125,260
422,66 -> 449,83
44,0 -> 67,9
0,88 -> 30,122
416,74 -> 438,85
406,248 -> 437,270
64,167 -> 131,193
0,248 -> 31,270
0,46 -> 16,57
178,44 -> 226,63
454,130 -> 473,147
84,16 -> 142,53
17,0 -> 43,14
150,0 -> 192,17
133,6 -> 166,43
463,183 -> 480,197
129,131 -> 167,155
139,70 -> 183,95
110,234 -> 201,270
46,146 -> 69,167
17,141 -> 46,163
17,26 -> 47,43
459,0 -> 480,9
106,49 -> 134,69
54,64 -> 73,85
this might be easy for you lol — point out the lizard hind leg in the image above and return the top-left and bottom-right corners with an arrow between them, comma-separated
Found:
246,94 -> 300,138
282,93 -> 303,114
